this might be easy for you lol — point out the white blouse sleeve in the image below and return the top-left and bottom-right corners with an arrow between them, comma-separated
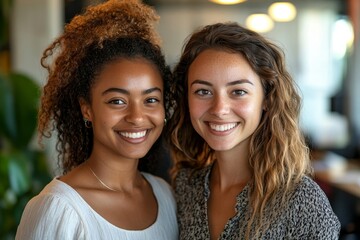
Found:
15,194 -> 86,240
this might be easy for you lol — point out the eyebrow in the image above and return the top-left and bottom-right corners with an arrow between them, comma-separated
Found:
102,87 -> 162,96
190,79 -> 254,87
227,79 -> 254,86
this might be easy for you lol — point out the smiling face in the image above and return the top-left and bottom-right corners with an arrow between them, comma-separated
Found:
80,58 -> 164,161
188,49 -> 265,153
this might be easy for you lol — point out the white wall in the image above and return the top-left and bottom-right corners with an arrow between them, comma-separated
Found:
11,0 -> 63,86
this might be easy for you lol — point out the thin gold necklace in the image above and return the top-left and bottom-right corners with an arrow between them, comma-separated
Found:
88,166 -> 119,192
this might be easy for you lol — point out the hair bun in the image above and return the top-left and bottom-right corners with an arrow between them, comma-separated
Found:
64,0 -> 161,49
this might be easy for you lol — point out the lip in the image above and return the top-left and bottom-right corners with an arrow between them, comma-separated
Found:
206,122 -> 239,135
116,129 -> 149,143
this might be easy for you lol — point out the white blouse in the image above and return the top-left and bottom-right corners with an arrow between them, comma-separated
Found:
15,172 -> 178,240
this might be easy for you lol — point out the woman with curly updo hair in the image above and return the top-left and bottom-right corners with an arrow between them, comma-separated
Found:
165,22 -> 340,239
16,1 -> 178,239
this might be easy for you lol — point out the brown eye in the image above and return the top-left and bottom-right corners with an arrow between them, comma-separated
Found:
146,98 -> 160,104
233,89 -> 246,96
195,89 -> 212,96
108,99 -> 125,105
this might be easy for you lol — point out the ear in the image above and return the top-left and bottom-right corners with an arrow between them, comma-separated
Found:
79,98 -> 93,121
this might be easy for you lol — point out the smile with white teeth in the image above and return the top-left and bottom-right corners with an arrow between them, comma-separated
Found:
209,123 -> 237,132
119,130 -> 147,139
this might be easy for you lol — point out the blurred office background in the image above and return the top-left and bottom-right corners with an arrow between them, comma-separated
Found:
8,0 -> 360,158
0,0 -> 359,239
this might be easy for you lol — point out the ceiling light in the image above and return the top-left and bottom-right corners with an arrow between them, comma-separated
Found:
246,14 -> 274,33
268,2 -> 297,22
209,0 -> 247,5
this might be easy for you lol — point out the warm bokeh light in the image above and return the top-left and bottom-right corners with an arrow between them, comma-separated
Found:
332,18 -> 354,59
209,0 -> 247,5
268,2 -> 297,22
245,14 -> 274,33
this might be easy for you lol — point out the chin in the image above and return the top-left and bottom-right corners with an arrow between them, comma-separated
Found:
208,144 -> 231,152
122,150 -> 150,160
207,141 -> 239,152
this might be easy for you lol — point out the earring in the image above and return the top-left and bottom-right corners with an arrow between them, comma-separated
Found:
164,118 -> 167,124
84,118 -> 92,128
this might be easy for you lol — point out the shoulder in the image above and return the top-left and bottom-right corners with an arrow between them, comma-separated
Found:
142,172 -> 177,220
142,172 -> 175,201
291,176 -> 334,207
174,166 -> 210,191
286,176 -> 341,239
22,178 -> 80,211
16,179 -> 86,239
142,172 -> 171,191
173,166 -> 211,207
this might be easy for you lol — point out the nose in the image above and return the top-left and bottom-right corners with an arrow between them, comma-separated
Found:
125,102 -> 144,124
209,94 -> 230,117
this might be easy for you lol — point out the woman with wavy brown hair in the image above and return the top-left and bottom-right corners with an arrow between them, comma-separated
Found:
166,22 -> 340,239
15,0 -> 178,239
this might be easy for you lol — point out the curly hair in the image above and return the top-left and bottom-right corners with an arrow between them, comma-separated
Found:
38,0 -> 172,174
165,22 -> 313,238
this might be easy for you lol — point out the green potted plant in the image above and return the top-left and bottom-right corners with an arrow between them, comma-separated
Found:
0,73 -> 52,239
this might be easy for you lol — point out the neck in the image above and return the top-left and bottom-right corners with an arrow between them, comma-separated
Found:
86,153 -> 142,192
212,149 -> 252,191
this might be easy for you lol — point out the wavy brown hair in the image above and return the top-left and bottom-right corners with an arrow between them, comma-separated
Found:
165,22 -> 312,238
38,0 -> 172,174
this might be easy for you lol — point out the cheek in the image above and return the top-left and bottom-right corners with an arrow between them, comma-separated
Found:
188,99 -> 205,135
89,105 -> 111,126
237,101 -> 264,122
188,97 -> 204,120
99,109 -> 120,123
152,107 -> 166,126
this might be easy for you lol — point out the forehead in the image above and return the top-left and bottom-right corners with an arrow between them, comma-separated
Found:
94,58 -> 163,89
188,49 -> 260,85
190,49 -> 250,71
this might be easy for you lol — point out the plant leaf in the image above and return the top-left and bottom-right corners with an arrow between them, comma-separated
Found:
0,73 -> 16,140
10,73 -> 40,148
0,153 -> 10,196
8,152 -> 30,195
